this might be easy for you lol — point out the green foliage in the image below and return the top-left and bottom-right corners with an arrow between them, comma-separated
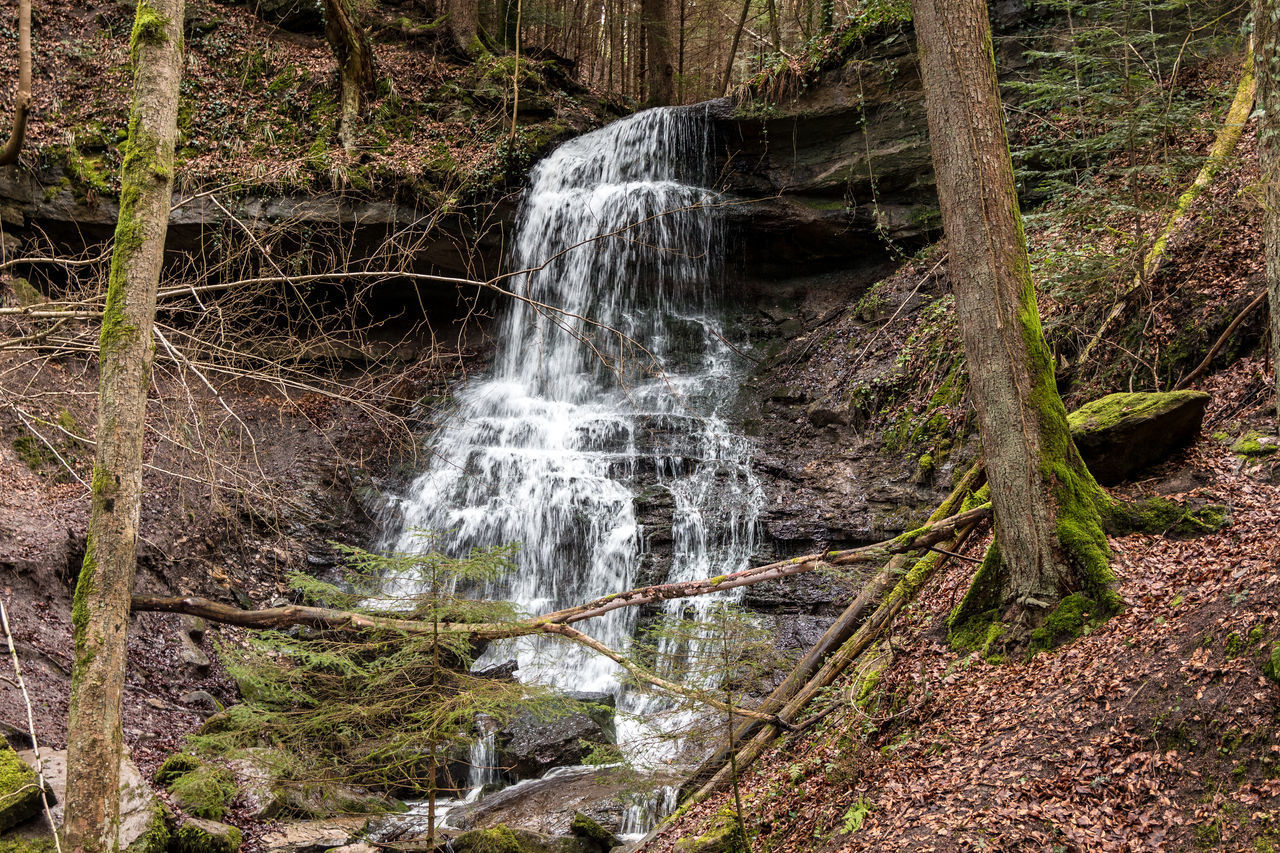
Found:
840,796 -> 873,834
452,826 -> 525,853
190,534 -> 558,800
167,764 -> 235,820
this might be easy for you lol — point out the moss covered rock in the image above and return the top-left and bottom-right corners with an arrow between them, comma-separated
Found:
673,811 -> 748,853
570,812 -> 619,850
166,763 -> 235,820
169,817 -> 242,853
1067,391 -> 1210,484
453,826 -> 527,853
0,743 -> 40,831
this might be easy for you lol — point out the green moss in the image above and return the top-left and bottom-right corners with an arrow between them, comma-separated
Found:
12,435 -> 50,470
71,536 -> 98,679
1225,632 -> 1246,659
0,742 -> 40,829
155,752 -> 203,786
571,812 -> 619,847
0,841 -> 59,853
1028,593 -> 1098,655
1102,497 -> 1230,538
1231,430 -> 1280,458
129,1 -> 170,63
169,820 -> 241,853
674,810 -> 749,853
124,800 -> 171,853
452,826 -> 525,853
1263,643 -> 1280,686
167,764 -> 235,820
1066,390 -> 1209,434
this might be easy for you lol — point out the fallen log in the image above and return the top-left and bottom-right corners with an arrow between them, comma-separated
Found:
131,503 -> 991,641
681,486 -> 988,807
677,459 -> 986,799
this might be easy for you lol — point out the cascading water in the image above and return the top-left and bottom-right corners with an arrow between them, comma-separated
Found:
383,105 -> 761,824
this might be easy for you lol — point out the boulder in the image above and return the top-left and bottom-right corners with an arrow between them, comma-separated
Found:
1067,391 -> 1211,485
259,817 -> 366,853
170,817 -> 242,853
0,742 -> 41,830
13,748 -> 167,850
498,695 -> 617,781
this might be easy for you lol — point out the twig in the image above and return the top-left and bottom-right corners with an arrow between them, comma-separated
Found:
0,599 -> 61,850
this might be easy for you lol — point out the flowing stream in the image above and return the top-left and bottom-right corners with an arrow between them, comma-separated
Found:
383,105 -> 761,830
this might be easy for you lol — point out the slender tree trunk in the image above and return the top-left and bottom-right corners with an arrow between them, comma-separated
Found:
909,0 -> 1117,640
642,0 -> 674,104
323,0 -> 376,153
0,0 -> 31,167
63,1 -> 184,849
446,0 -> 480,55
720,0 -> 753,97
1258,3 -> 1280,426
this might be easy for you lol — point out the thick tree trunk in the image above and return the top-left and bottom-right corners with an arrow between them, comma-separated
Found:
0,0 -> 31,167
323,0 -> 376,153
1258,4 -> 1280,425
446,0 -> 479,55
642,0 -> 674,105
63,0 -> 184,849
909,0 -> 1117,639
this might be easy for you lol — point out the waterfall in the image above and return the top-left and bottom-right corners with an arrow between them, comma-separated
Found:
385,106 -> 762,797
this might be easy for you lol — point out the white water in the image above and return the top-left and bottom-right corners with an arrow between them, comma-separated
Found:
384,106 -> 762,824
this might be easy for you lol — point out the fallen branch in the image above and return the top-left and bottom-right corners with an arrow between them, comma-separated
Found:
132,504 -> 991,641
1175,289 -> 1267,390
1076,49 -> 1255,369
678,460 -> 986,801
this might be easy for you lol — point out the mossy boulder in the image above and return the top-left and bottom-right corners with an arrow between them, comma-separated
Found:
452,826 -> 528,853
0,743 -> 41,830
166,763 -> 235,820
1231,430 -> 1280,459
168,817 -> 242,853
1067,391 -> 1210,484
570,812 -> 619,850
673,811 -> 749,853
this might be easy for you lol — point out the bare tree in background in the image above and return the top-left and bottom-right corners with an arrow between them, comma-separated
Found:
0,0 -> 30,167
324,0 -> 377,153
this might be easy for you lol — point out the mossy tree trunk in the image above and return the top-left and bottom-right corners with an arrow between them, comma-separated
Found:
642,0 -> 674,105
909,0 -> 1119,642
323,0 -> 376,154
63,0 -> 184,850
446,0 -> 480,56
1257,0 -> 1280,427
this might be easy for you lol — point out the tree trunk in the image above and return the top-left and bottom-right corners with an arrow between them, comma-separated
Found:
1258,3 -> 1280,426
909,0 -> 1117,640
720,0 -> 753,97
446,0 -> 479,54
0,0 -> 31,167
63,0 -> 184,849
323,0 -> 376,153
642,0 -> 674,104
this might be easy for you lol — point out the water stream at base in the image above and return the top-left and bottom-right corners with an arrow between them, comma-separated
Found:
383,105 -> 761,834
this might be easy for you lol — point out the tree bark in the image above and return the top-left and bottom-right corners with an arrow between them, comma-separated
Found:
720,0 -> 753,97
323,0 -> 376,153
63,0 -> 184,849
1258,3 -> 1280,425
642,0 -> 674,105
445,0 -> 479,55
909,0 -> 1117,637
0,0 -> 31,167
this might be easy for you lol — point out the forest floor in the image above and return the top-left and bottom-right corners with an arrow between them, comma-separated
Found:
648,358 -> 1280,852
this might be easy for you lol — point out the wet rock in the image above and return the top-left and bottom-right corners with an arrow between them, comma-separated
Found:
179,632 -> 211,676
498,695 -> 617,780
475,658 -> 520,680
179,690 -> 223,716
451,765 -> 679,839
571,811 -> 620,850
1068,391 -> 1211,485
259,817 -> 366,853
